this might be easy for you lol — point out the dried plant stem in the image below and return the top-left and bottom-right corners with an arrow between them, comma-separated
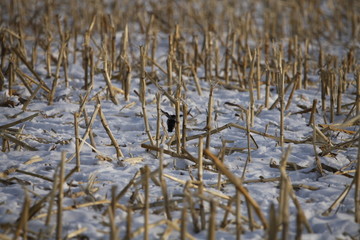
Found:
110,26 -> 116,73
82,107 -> 97,150
198,137 -> 204,183
181,104 -> 188,153
241,109 -> 252,180
303,39 -> 309,89
167,55 -> 173,94
246,194 -> 255,231
256,45 -> 261,100
278,146 -> 291,239
159,148 -> 172,221
156,93 -> 161,150
120,25 -> 131,101
230,32 -> 236,81
79,87 -> 92,113
124,60 -> 131,101
163,173 -> 230,200
180,194 -> 187,240
103,53 -> 119,105
320,70 -> 328,112
337,68 -> 343,115
265,68 -> 271,108
288,183 -> 313,234
247,47 -> 256,127
278,56 -> 285,147
204,33 -> 211,82
15,169 -> 52,182
48,42 -> 65,105
175,100 -> 181,154
74,112 -> 80,172
268,204 -> 277,240
65,227 -> 88,240
162,222 -> 178,239
236,64 -> 245,89
224,46 -> 230,84
193,35 -> 199,71
0,68 -> 5,91
21,81 -> 42,111
143,166 -> 150,240
198,137 -> 206,230
121,24 -> 129,60
322,178 -> 355,216
0,113 -> 39,130
125,207 -> 133,240
317,43 -> 323,68
356,70 -> 360,115
83,32 -> 90,89
109,186 -> 119,240
108,208 -> 117,240
179,65 -> 187,92
79,103 -> 101,144
141,143 -> 200,164
285,73 -> 300,111
355,132 -> 360,223
191,65 -> 203,96
147,73 -> 176,104
140,47 -> 155,146
206,85 -> 214,149
295,212 -> 303,240
56,152 -> 66,240
15,189 -> 30,240
269,75 -> 295,110
204,149 -> 268,229
219,199 -> 234,230
186,186 -> 200,233
146,56 -> 167,75
12,68 -> 34,94
329,72 -> 335,122
217,141 -> 226,190
62,41 -> 69,88
0,133 -> 38,151
236,191 -> 242,240
308,99 -> 317,126
208,200 -> 217,240
26,190 -> 53,223
67,104 -> 100,163
214,40 -> 220,80
45,166 -> 59,226
45,36 -> 53,78
311,100 -> 323,175
113,172 -> 139,207
89,49 -> 94,89
12,47 -> 50,92
8,58 -> 14,96
98,104 -> 124,159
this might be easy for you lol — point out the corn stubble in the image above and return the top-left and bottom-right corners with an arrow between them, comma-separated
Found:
0,0 -> 359,239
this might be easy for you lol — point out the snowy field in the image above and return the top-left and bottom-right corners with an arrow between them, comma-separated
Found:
0,1 -> 359,239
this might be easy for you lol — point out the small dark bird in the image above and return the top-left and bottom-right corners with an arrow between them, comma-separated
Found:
161,109 -> 192,133
161,110 -> 177,132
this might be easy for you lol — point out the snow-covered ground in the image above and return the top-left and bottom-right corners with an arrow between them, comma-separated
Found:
0,1 -> 359,239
